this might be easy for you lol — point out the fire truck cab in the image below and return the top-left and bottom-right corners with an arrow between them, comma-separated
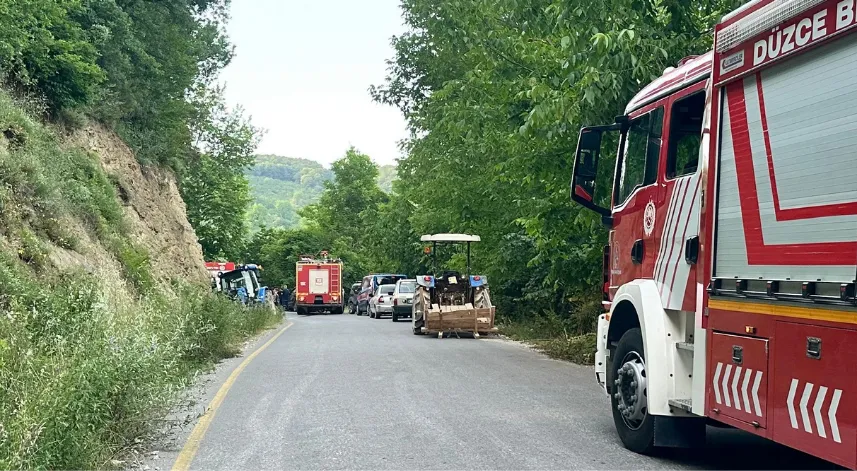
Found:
571,0 -> 857,467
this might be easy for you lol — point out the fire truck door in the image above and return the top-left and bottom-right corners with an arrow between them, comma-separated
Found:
656,84 -> 706,311
610,105 -> 665,290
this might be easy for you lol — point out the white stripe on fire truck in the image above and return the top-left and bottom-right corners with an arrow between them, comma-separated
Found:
814,386 -> 828,439
800,383 -> 814,434
655,177 -> 687,298
741,368 -> 752,413
753,371 -> 763,417
665,175 -> 701,308
712,362 -> 723,404
787,378 -> 842,443
660,177 -> 694,306
658,177 -> 688,283
712,362 -> 763,417
654,178 -> 685,291
787,379 -> 799,429
731,366 -> 742,411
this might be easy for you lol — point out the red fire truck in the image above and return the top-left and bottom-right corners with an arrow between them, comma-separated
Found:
571,0 -> 857,467
205,261 -> 236,291
295,253 -> 344,315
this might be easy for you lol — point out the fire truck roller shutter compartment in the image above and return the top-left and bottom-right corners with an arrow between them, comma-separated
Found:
714,34 -> 857,283
309,269 -> 329,294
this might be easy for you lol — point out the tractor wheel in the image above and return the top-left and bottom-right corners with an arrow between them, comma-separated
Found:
611,328 -> 655,454
474,286 -> 492,308
412,286 -> 429,335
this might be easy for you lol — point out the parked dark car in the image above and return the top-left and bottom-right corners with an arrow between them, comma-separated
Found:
347,282 -> 361,314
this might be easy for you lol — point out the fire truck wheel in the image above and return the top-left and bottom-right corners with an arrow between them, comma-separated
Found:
610,327 -> 654,454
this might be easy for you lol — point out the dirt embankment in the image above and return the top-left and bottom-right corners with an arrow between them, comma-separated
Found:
62,124 -> 209,284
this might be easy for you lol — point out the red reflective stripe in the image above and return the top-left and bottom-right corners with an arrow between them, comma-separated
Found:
725,81 -> 857,265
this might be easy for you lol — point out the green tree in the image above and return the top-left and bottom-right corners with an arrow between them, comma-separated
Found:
300,147 -> 388,240
0,0 -> 104,109
369,0 -> 741,325
181,88 -> 263,260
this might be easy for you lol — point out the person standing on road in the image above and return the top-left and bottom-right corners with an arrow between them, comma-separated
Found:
278,285 -> 291,312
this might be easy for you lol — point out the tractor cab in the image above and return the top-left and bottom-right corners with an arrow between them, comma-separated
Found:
218,264 -> 268,305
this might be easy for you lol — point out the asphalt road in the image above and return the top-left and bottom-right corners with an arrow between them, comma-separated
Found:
178,313 -> 839,470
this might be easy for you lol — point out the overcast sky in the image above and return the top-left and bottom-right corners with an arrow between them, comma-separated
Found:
219,0 -> 408,166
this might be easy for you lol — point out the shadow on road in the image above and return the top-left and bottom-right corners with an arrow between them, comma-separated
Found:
658,426 -> 844,470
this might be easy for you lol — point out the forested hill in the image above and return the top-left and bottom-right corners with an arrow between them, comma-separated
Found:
246,155 -> 397,231
246,155 -> 332,230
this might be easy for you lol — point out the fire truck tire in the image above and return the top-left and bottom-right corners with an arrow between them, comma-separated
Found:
610,327 -> 655,455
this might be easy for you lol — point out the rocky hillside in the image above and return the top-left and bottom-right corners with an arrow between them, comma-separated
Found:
67,124 -> 209,284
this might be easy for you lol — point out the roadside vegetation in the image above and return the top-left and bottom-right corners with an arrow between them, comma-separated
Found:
0,1 -> 277,468
0,85 -> 280,468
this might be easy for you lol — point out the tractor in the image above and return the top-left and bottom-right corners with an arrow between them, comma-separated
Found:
412,234 -> 496,338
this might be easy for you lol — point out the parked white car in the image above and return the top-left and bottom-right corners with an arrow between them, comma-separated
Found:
391,279 -> 416,322
369,284 -> 396,319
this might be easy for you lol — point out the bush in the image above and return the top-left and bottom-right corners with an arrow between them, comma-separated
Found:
499,310 -> 598,365
0,255 -> 281,469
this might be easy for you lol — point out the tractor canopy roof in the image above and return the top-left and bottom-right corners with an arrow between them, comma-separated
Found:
420,233 -> 480,243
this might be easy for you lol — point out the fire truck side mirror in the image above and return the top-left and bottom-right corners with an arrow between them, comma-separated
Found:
572,126 -> 613,221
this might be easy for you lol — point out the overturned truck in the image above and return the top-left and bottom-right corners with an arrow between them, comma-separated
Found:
412,234 -> 496,338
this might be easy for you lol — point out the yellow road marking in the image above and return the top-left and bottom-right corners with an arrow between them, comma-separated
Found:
172,322 -> 294,471
709,299 -> 857,324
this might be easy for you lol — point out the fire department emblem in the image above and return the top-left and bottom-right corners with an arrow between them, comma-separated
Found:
643,201 -> 656,237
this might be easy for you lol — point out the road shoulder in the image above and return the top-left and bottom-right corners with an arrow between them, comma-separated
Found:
125,314 -> 293,471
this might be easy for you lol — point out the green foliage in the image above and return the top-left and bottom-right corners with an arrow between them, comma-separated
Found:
0,255 -> 280,469
0,0 -> 235,167
301,147 -> 388,237
180,88 -> 263,261
0,0 -> 105,109
112,239 -> 154,294
376,164 -> 397,193
245,156 -> 400,232
367,0 -> 742,326
245,155 -> 332,231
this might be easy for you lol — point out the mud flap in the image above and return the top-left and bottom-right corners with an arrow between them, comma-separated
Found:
595,313 -> 609,391
654,416 -> 706,448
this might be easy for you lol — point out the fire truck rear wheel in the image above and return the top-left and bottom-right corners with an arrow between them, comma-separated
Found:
610,327 -> 654,454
